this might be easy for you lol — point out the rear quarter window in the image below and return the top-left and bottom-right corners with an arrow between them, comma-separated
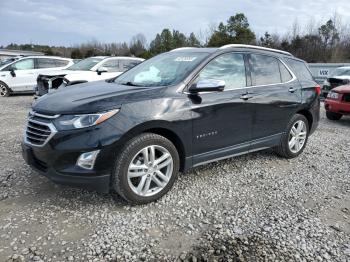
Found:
285,58 -> 313,81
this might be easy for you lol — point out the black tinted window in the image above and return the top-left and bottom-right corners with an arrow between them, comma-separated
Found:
102,59 -> 120,72
197,53 -> 246,90
279,61 -> 293,82
285,58 -> 313,81
55,60 -> 69,67
122,60 -> 142,70
250,54 -> 281,85
37,58 -> 59,69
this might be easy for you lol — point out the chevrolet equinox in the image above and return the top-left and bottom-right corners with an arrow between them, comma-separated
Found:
22,45 -> 320,204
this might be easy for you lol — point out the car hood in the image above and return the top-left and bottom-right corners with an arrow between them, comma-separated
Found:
64,71 -> 122,82
329,75 -> 350,80
332,84 -> 350,93
39,69 -> 90,77
32,81 -> 159,115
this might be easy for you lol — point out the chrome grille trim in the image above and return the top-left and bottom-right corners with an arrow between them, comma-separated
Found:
29,110 -> 60,119
24,118 -> 57,147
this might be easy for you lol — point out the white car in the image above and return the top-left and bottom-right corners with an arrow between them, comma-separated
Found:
36,56 -> 145,96
322,66 -> 350,98
0,56 -> 74,97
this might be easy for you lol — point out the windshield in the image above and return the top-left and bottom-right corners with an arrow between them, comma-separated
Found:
67,57 -> 103,71
331,68 -> 350,77
114,52 -> 210,87
0,58 -> 17,67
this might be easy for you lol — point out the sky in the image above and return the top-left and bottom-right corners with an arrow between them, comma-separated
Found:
0,0 -> 349,47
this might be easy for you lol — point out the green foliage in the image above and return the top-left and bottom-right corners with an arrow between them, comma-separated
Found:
208,13 -> 256,47
149,29 -> 201,55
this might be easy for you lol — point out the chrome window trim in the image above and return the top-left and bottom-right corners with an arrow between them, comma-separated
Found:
219,44 -> 292,56
24,119 -> 57,147
180,54 -> 297,95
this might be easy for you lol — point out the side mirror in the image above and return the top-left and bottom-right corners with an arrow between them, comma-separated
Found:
189,79 -> 225,93
10,68 -> 16,77
97,67 -> 108,75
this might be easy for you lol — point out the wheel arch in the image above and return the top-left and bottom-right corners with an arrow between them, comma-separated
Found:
296,109 -> 313,131
118,121 -> 188,172
0,80 -> 12,92
143,127 -> 186,172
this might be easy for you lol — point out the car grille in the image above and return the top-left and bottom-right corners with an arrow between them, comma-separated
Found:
25,112 -> 58,146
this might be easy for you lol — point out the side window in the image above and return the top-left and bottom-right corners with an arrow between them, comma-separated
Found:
196,53 -> 246,90
122,60 -> 142,71
55,60 -> 69,67
250,54 -> 281,85
279,61 -> 293,82
12,59 -> 34,70
101,59 -> 120,72
37,58 -> 59,69
285,58 -> 313,81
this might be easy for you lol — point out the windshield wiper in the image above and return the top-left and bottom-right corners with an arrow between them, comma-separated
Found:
120,81 -> 142,87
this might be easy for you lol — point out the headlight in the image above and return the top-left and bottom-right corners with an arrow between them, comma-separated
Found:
327,91 -> 339,99
62,78 -> 69,86
54,109 -> 120,130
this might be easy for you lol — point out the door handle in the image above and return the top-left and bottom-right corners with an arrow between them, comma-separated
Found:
288,87 -> 297,93
240,93 -> 253,100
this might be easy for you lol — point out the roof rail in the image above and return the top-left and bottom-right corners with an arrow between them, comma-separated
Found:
219,44 -> 292,56
170,47 -> 198,52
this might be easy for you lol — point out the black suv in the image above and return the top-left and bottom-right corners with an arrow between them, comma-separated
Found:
22,45 -> 320,204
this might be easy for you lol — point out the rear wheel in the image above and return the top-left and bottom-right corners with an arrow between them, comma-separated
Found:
326,111 -> 342,121
274,114 -> 309,159
0,82 -> 10,97
112,133 -> 179,204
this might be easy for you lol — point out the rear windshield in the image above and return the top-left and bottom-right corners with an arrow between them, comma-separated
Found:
285,58 -> 313,81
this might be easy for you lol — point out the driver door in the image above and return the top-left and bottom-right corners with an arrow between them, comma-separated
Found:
6,58 -> 36,92
190,52 -> 254,165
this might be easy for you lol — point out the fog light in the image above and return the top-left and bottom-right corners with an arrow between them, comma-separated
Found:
76,150 -> 100,170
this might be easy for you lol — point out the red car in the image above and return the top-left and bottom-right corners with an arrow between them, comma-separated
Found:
324,84 -> 350,120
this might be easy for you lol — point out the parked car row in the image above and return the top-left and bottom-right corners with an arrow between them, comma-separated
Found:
0,56 -> 74,96
0,55 -> 144,97
36,56 -> 144,97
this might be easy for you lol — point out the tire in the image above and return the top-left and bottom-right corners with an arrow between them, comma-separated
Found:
0,82 -> 10,97
326,111 -> 342,121
112,133 -> 180,205
274,114 -> 309,159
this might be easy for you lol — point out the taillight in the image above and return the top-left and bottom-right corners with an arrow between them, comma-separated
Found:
315,84 -> 321,96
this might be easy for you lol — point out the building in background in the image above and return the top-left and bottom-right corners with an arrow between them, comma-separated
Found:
309,63 -> 350,84
0,49 -> 44,61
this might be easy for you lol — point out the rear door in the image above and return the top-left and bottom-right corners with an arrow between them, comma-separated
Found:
6,58 -> 36,92
190,52 -> 254,165
247,53 -> 302,149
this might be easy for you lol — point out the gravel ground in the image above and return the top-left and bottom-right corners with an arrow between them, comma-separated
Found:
0,95 -> 349,262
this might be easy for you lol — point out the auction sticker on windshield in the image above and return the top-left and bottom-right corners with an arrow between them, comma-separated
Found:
174,57 -> 197,62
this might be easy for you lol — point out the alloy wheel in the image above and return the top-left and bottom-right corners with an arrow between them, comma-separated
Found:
0,84 -> 8,97
288,120 -> 307,153
127,145 -> 174,197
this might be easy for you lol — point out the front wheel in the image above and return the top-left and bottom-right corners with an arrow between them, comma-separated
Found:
0,82 -> 10,97
274,114 -> 309,159
326,111 -> 342,121
112,133 -> 179,204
